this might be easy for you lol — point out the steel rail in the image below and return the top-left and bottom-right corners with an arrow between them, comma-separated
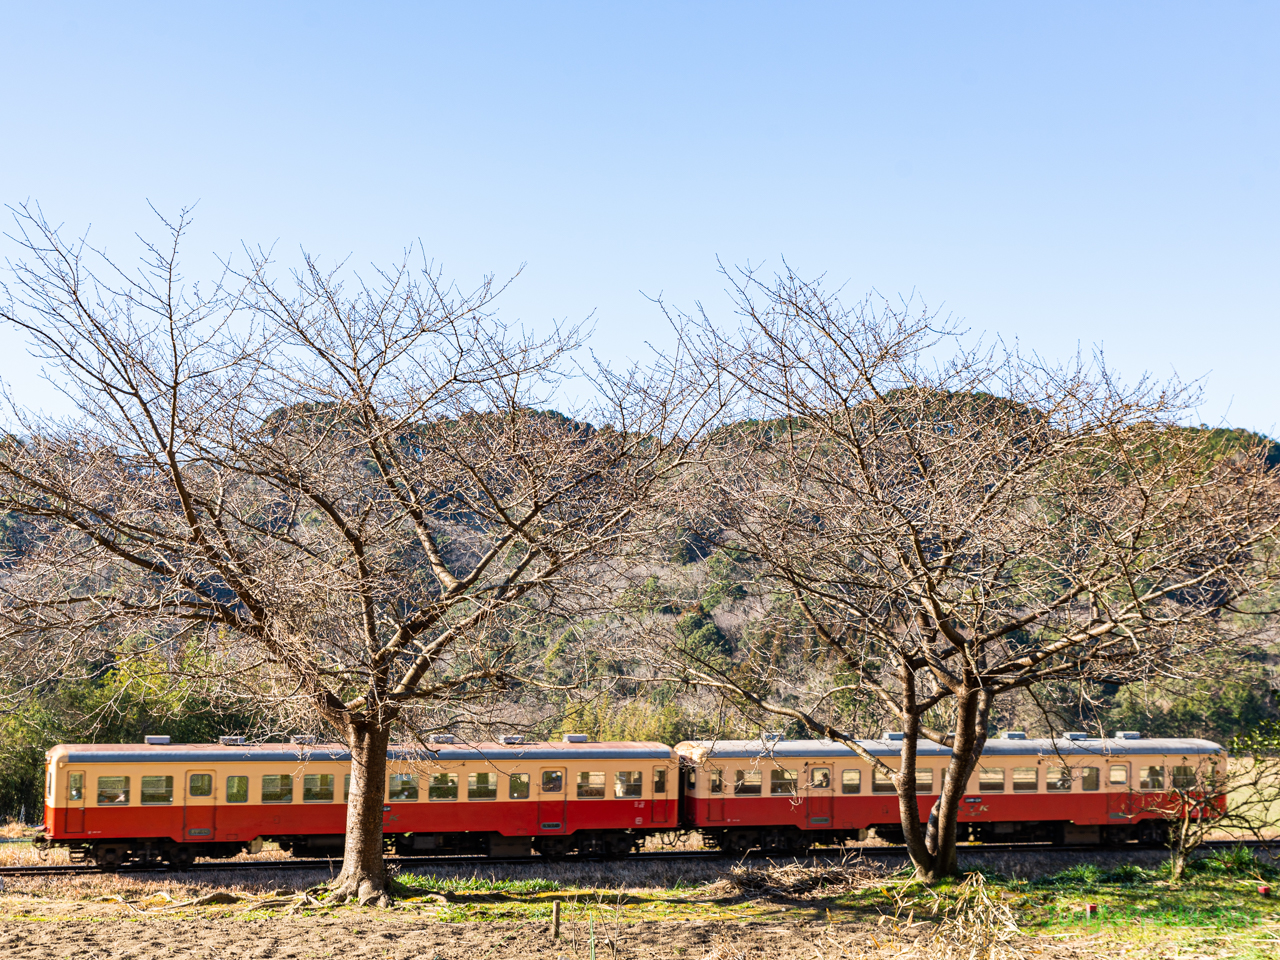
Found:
1,838 -> 1269,878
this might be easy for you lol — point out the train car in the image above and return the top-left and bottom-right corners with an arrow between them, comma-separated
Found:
676,733 -> 1227,854
42,736 -> 678,867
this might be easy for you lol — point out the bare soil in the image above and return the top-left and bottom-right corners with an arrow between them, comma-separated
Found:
1,849 -> 1275,959
0,913 -> 1127,960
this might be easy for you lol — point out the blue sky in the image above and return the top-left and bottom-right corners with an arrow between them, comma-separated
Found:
2,2 -> 1277,433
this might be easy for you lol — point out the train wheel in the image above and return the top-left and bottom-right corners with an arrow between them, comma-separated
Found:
168,845 -> 195,871
724,830 -> 757,856
90,844 -> 129,871
534,835 -> 574,859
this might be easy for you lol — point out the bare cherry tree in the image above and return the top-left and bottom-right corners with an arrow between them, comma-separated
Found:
1141,731 -> 1280,881
654,265 -> 1280,882
0,205 -> 690,902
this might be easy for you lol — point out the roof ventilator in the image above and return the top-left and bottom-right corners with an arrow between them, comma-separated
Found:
884,732 -> 905,741
1065,732 -> 1089,740
291,735 -> 317,744
427,734 -> 457,744
562,733 -> 589,743
1115,731 -> 1141,739
500,736 -> 525,744
1002,731 -> 1028,739
144,735 -> 170,745
762,731 -> 784,742
219,736 -> 246,745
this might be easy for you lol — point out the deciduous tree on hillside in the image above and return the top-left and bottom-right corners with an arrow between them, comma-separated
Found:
655,265 -> 1280,882
0,205 -> 693,902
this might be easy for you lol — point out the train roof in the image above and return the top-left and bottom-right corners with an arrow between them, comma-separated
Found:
45,740 -> 675,765
674,737 -> 1225,760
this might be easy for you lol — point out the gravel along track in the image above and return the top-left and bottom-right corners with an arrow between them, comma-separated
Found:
1,839 -> 1268,878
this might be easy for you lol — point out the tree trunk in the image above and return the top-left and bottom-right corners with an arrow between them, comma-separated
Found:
329,720 -> 392,905
898,712 -> 933,878
906,683 -> 989,884
1169,809 -> 1192,882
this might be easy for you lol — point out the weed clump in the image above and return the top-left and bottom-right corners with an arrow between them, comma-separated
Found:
1099,863 -> 1149,886
394,872 -> 560,896
1034,863 -> 1100,889
1182,846 -> 1278,882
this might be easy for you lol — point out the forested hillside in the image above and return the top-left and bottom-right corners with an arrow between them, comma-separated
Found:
3,420 -> 1275,823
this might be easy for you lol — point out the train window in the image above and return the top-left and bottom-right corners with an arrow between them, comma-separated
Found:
1171,766 -> 1196,789
841,769 -> 861,794
189,774 -> 213,798
687,770 -> 696,790
1081,767 -> 1100,791
810,768 -> 831,789
542,770 -> 563,793
577,771 -> 606,799
735,770 -> 762,796
304,774 -> 335,802
1047,767 -> 1072,792
1139,766 -> 1165,791
141,776 -> 174,805
1109,764 -> 1128,787
1012,768 -> 1038,793
47,770 -> 54,800
428,772 -> 458,801
917,769 -> 934,794
262,775 -> 293,803
469,772 -> 498,801
67,772 -> 83,802
770,769 -> 797,796
708,769 -> 724,795
872,768 -> 896,794
97,776 -> 130,805
1207,763 -> 1221,790
978,768 -> 1005,793
653,767 -> 667,794
344,774 -> 350,802
616,771 -> 643,799
389,774 -> 419,801
226,776 -> 249,803
509,773 -> 530,799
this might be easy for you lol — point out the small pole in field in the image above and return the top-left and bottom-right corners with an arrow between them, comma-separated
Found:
552,899 -> 561,938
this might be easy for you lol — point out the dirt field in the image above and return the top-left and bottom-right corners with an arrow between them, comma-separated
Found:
2,849 -> 1278,959
0,914 -> 1128,960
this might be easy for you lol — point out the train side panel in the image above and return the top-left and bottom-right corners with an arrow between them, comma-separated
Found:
677,737 -> 1227,849
42,741 -> 677,863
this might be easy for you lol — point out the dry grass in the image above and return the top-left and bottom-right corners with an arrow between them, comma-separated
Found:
0,852 -> 737,903
0,821 -> 40,841
696,873 -> 1023,960
716,855 -> 891,900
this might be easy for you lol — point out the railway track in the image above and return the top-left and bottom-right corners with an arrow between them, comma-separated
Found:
1,839 -> 1269,879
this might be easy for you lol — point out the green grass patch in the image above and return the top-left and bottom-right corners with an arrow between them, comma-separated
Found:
373,851 -> 1280,941
813,849 -> 1280,937
393,872 -> 561,896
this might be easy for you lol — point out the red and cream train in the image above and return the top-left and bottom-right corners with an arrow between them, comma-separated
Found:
41,732 -> 1225,868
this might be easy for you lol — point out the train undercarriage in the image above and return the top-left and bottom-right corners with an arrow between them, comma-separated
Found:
51,836 -> 263,870
279,828 -> 647,860
703,819 -> 1170,853
45,819 -> 1171,870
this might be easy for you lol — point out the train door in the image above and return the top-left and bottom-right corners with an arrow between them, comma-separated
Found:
65,771 -> 85,833
538,768 -> 567,833
651,765 -> 670,824
807,766 -> 833,825
184,770 -> 216,840
706,768 -> 725,822
1106,762 -> 1134,820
